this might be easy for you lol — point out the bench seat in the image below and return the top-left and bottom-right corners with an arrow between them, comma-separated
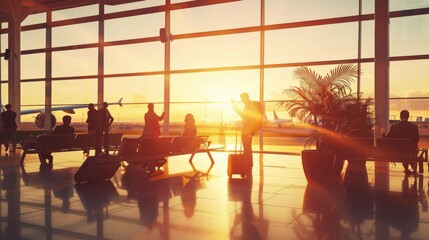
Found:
20,133 -> 124,164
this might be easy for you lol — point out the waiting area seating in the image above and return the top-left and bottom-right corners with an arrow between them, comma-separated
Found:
117,136 -> 222,175
334,137 -> 428,173
19,133 -> 124,164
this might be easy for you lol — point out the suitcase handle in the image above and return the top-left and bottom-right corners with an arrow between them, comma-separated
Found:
234,126 -> 242,154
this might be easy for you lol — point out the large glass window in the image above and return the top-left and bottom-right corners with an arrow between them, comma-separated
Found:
21,81 -> 45,106
171,0 -> 259,34
104,0 -> 165,13
390,60 -> 429,98
104,75 -> 164,122
265,22 -> 358,64
52,79 -> 97,104
21,29 -> 46,51
361,20 -> 375,59
390,0 -> 429,11
390,15 -> 429,56
52,22 -> 98,47
52,5 -> 99,21
21,53 -> 46,80
170,70 -> 260,123
105,13 -> 164,42
171,32 -> 259,70
52,48 -> 98,77
104,42 -> 164,74
22,12 -> 46,26
265,0 -> 358,25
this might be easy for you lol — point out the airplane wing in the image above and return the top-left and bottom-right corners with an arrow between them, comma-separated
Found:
20,98 -> 123,115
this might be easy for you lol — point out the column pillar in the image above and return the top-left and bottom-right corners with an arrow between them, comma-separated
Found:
374,0 -> 390,190
7,0 -> 21,127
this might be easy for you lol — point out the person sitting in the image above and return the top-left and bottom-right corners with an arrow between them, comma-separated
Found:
387,110 -> 420,175
41,115 -> 75,167
182,113 -> 197,137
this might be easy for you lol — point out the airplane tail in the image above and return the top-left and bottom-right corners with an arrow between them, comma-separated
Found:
273,110 -> 279,120
118,98 -> 123,107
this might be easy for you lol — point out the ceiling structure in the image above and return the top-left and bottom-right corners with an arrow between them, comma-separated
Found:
0,0 -> 144,23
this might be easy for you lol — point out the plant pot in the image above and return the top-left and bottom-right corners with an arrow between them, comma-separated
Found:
301,150 -> 335,183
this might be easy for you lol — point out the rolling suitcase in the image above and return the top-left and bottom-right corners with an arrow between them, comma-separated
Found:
227,128 -> 245,179
74,155 -> 121,184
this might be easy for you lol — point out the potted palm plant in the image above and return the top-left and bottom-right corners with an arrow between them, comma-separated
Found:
278,64 -> 373,182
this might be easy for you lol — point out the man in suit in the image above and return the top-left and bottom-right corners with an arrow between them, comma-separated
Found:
1,104 -> 17,152
387,110 -> 420,175
95,102 -> 114,156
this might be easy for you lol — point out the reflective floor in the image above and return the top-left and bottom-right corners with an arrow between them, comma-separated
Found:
1,148 -> 429,240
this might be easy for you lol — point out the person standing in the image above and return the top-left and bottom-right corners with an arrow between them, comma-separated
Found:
86,103 -> 97,134
142,103 -> 164,139
1,104 -> 17,152
231,93 -> 263,178
387,109 -> 420,175
95,102 -> 114,156
84,103 -> 97,155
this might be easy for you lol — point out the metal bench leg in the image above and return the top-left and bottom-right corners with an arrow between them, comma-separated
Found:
20,152 -> 27,164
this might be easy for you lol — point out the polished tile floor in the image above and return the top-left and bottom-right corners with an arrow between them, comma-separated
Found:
1,148 -> 429,240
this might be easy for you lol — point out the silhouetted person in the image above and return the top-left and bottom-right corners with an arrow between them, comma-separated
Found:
95,102 -> 114,156
231,93 -> 263,177
142,103 -> 164,139
387,110 -> 419,175
84,103 -> 97,155
42,115 -> 75,167
1,103 -> 17,152
86,103 -> 97,134
182,113 -> 196,137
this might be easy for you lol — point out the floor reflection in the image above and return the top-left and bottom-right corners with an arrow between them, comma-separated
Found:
1,150 -> 429,239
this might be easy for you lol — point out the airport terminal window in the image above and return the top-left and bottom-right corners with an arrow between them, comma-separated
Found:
0,84 -> 7,101
21,29 -> 46,51
265,0 -> 360,25
171,32 -> 259,70
361,20 -> 375,59
104,43 -> 164,74
0,60 -> 7,80
170,69 -> 260,102
21,81 -> 45,106
21,12 -> 46,26
104,13 -> 164,42
3,0 -> 429,133
52,48 -> 98,78
390,59 -> 429,98
390,0 -> 429,11
170,0 -> 259,34
104,0 -> 165,13
21,53 -> 45,80
169,102 -> 227,124
104,75 -> 164,104
264,22 -> 358,64
264,68 -> 298,102
52,4 -> 99,21
52,79 -> 97,105
52,22 -> 98,48
359,62 -> 375,99
390,15 -> 429,57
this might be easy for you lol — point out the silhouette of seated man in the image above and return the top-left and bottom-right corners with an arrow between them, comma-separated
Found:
387,110 -> 419,175
41,115 -> 75,168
